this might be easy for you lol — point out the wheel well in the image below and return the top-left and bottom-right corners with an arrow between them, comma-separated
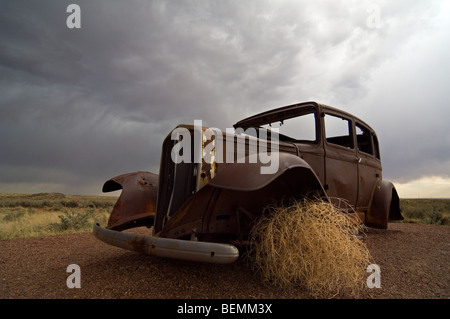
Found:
388,188 -> 403,221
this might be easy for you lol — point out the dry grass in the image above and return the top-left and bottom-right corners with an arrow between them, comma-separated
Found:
248,199 -> 373,298
0,193 -> 115,240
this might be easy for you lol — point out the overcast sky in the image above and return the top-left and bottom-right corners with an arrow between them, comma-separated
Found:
1,0 -> 449,197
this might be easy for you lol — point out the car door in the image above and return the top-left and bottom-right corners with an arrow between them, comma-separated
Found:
355,122 -> 382,211
323,113 -> 358,209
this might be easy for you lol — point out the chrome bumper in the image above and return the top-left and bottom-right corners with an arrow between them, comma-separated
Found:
93,223 -> 239,264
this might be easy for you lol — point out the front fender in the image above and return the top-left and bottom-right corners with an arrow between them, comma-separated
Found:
157,152 -> 327,241
102,171 -> 158,230
208,152 -> 325,193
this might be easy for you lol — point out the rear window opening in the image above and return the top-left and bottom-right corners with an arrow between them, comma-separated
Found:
356,124 -> 373,155
325,114 -> 353,149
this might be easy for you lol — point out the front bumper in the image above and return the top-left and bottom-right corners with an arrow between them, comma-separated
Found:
93,223 -> 239,264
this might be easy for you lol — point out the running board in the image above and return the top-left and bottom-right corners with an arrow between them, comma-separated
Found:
93,223 -> 239,264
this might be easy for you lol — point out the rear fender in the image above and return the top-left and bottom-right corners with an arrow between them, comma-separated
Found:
366,180 -> 403,229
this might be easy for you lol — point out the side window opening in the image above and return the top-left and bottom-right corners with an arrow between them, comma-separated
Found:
356,123 -> 374,155
325,114 -> 353,149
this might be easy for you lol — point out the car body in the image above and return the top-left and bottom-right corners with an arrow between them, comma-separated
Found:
94,101 -> 403,263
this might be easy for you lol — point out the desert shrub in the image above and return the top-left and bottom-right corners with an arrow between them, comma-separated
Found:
2,211 -> 25,222
423,210 -> 443,225
403,207 -> 426,219
441,214 -> 450,225
400,199 -> 449,225
61,200 -> 79,208
48,208 -> 98,231
248,199 -> 372,298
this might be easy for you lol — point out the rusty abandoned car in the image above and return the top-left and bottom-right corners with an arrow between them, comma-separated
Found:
94,101 -> 403,263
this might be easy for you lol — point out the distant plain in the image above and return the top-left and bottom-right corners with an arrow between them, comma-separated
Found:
0,193 -> 448,240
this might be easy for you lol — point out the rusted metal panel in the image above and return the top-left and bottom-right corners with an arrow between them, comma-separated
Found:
102,171 -> 158,230
356,151 -> 382,210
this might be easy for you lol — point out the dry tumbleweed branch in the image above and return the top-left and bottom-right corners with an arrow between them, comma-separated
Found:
249,199 -> 373,298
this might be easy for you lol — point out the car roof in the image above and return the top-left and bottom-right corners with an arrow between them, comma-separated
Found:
233,101 -> 376,134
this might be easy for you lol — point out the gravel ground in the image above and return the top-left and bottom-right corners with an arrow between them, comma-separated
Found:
0,223 -> 449,300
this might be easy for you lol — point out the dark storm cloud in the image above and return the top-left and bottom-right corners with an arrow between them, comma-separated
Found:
0,0 -> 449,195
